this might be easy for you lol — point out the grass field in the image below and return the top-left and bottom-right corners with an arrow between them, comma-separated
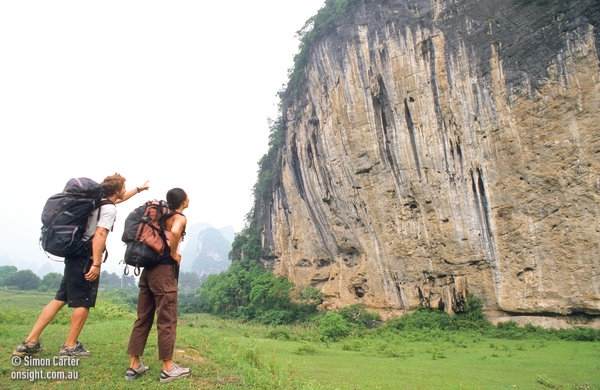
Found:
0,290 -> 598,389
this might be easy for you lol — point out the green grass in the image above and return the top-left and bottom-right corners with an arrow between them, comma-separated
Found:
0,290 -> 599,389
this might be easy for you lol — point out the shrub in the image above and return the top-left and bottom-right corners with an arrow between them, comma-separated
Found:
552,326 -> 600,342
179,291 -> 203,314
452,295 -> 493,331
197,259 -> 320,324
101,287 -> 139,310
494,321 -> 526,339
89,300 -> 133,320
318,312 -> 350,342
294,343 -> 318,355
38,272 -> 62,292
384,307 -> 453,331
383,294 -> 493,332
267,326 -> 292,340
253,309 -> 294,326
337,304 -> 381,328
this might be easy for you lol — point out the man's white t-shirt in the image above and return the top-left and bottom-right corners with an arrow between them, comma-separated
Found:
83,202 -> 117,241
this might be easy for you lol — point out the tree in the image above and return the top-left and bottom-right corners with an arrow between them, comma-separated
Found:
121,274 -> 137,288
179,272 -> 200,293
39,272 -> 63,292
198,260 -> 258,315
4,270 -> 41,290
0,265 -> 18,287
100,271 -> 121,289
247,271 -> 292,312
197,259 -> 321,324
318,312 -> 350,342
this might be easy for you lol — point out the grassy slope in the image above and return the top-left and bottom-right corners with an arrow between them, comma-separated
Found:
0,290 -> 598,389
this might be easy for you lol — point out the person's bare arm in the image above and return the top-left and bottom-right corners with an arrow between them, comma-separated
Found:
115,180 -> 150,204
84,227 -> 109,281
168,214 -> 187,264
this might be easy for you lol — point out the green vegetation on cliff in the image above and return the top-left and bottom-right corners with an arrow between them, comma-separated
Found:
231,0 -> 358,265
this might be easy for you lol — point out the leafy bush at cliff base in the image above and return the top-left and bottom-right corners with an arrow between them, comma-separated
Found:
196,259 -> 322,324
385,293 -> 491,332
491,320 -> 600,342
317,304 -> 382,342
319,311 -> 351,342
337,304 -> 381,327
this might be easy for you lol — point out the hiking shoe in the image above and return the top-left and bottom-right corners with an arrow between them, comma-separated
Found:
159,363 -> 190,383
58,341 -> 91,357
12,341 -> 43,357
125,362 -> 150,381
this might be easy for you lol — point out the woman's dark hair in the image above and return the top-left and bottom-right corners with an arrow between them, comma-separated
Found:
166,188 -> 187,209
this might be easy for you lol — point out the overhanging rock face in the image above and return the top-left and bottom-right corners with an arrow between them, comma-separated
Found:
260,0 -> 600,327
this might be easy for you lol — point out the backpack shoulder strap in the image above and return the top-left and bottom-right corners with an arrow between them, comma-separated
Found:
98,198 -> 116,262
100,199 -> 115,206
96,199 -> 115,222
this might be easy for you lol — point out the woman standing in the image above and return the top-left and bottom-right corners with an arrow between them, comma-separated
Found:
125,188 -> 191,383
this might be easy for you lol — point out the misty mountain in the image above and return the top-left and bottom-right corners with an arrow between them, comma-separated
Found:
181,223 -> 233,278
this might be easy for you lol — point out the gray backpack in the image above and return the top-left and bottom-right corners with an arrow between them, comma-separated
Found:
40,177 -> 108,258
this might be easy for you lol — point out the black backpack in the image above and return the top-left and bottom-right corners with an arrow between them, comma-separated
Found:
121,200 -> 171,274
40,177 -> 108,258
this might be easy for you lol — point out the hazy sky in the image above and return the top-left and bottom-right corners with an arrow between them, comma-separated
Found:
0,0 -> 324,275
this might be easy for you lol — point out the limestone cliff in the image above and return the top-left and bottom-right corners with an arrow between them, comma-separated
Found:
257,0 -> 600,327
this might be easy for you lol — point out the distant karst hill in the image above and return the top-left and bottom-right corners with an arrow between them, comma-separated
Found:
181,223 -> 233,279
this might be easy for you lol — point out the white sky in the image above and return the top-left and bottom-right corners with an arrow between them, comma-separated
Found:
0,0 -> 324,275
